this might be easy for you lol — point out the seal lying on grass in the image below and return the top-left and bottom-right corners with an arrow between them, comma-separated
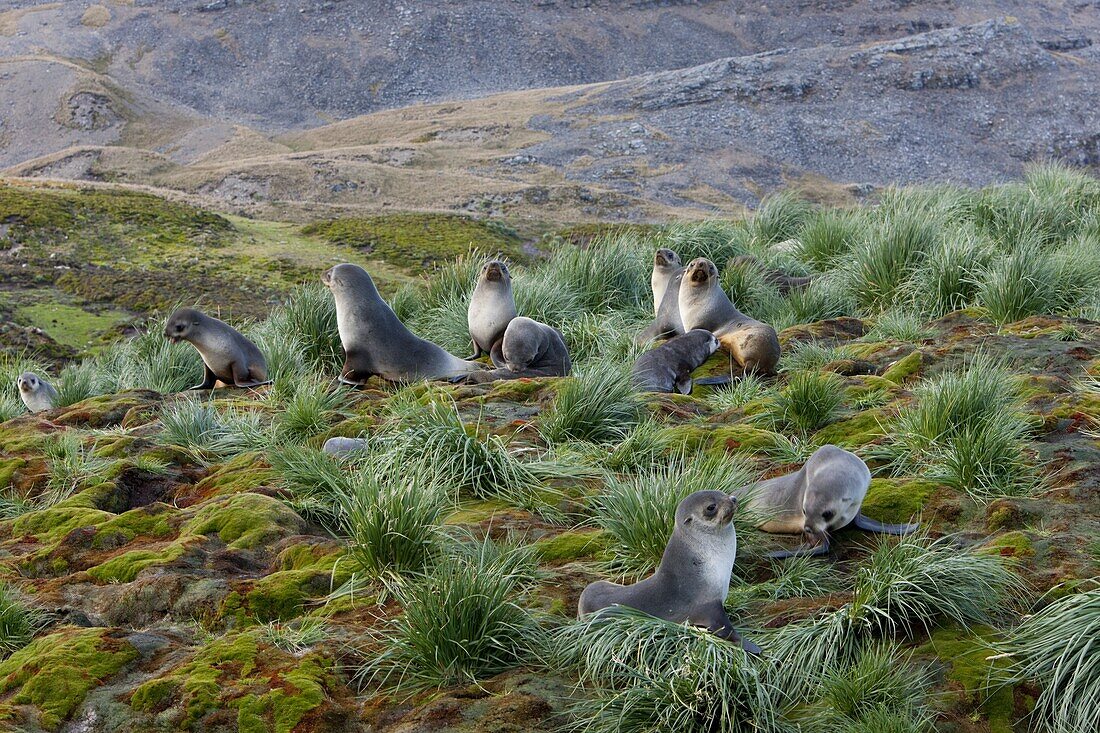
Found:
578,490 -> 761,654
462,317 -> 571,383
631,329 -> 726,394
737,444 -> 918,559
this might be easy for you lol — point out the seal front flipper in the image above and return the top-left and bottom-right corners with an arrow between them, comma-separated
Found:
189,365 -> 219,391
489,339 -> 505,368
693,376 -> 731,387
850,513 -> 919,536
465,340 -> 483,361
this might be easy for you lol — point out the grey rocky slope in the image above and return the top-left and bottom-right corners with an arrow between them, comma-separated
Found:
0,1 -> 1097,217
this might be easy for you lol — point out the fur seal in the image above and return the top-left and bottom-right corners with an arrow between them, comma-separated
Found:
728,254 -> 813,295
164,309 -> 270,390
322,263 -> 482,384
637,248 -> 686,345
578,490 -> 761,654
464,316 -> 571,383
16,372 -> 57,412
737,444 -> 919,559
631,329 -> 721,394
679,257 -> 781,374
467,259 -> 516,364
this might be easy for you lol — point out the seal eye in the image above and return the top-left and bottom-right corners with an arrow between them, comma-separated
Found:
705,503 -> 717,514
822,510 -> 835,522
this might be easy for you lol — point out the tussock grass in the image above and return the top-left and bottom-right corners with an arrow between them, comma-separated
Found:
555,609 -> 779,733
274,284 -> 343,373
905,230 -> 991,318
261,617 -> 333,654
797,209 -> 866,269
864,309 -> 935,342
271,379 -> 350,442
780,341 -> 855,372
338,471 -> 447,580
768,533 -> 1020,700
999,583 -> 1100,733
663,220 -> 750,265
844,215 -> 940,312
41,432 -> 114,506
602,419 -> 676,473
884,355 -> 1038,499
749,555 -> 842,602
268,444 -> 353,528
360,536 -> 542,693
593,453 -> 756,575
806,645 -> 934,732
54,359 -> 108,407
539,362 -> 643,445
0,583 -> 44,659
763,370 -> 846,435
752,190 -> 815,245
0,393 -> 22,423
710,373 -> 773,411
158,399 -> 271,461
540,234 -> 649,312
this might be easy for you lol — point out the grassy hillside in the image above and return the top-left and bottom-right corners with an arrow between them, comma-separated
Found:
0,165 -> 1098,732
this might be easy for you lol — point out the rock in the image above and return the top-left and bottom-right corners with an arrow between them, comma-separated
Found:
322,436 -> 369,456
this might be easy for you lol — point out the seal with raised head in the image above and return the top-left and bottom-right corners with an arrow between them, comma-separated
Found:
467,259 -> 517,364
578,490 -> 761,654
679,257 -> 781,374
164,308 -> 270,390
464,316 -> 571,383
16,372 -> 57,412
637,248 -> 686,345
323,263 -> 483,384
631,329 -> 721,394
737,444 -> 919,559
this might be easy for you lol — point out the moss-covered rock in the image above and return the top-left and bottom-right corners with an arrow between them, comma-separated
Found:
189,451 -> 274,500
915,627 -> 1014,733
881,350 -> 922,384
54,390 -> 161,429
532,530 -> 611,563
861,478 -> 941,524
0,627 -> 139,730
86,543 -> 188,583
811,408 -> 888,448
181,493 -> 304,550
981,530 -> 1035,559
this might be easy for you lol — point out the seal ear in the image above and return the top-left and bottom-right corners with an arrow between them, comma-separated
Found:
683,516 -> 693,525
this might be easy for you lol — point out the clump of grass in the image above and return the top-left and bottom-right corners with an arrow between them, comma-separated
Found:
539,362 -> 643,445
261,618 -> 333,655
555,609 -> 778,733
806,645 -> 934,732
797,209 -> 866,269
593,453 -> 756,575
977,235 -> 1057,325
106,318 -> 206,393
0,393 -> 22,423
844,215 -> 940,312
749,555 -> 842,602
0,583 -> 44,658
275,284 -> 344,373
768,533 -> 1020,701
337,471 -> 447,580
905,230 -> 991,318
54,359 -> 107,407
710,373 -> 773,411
780,341 -> 855,372
763,370 -> 845,435
663,220 -> 750,264
158,399 -> 271,461
998,583 -> 1100,733
884,355 -> 1038,499
385,397 -> 564,519
245,317 -> 308,390
560,311 -> 646,367
752,190 -> 815,245
271,379 -> 350,442
268,444 -> 354,529
41,432 -> 114,506
540,233 -> 649,312
864,309 -> 935,342
409,290 -> 471,357
360,536 -> 542,693
602,419 -> 675,473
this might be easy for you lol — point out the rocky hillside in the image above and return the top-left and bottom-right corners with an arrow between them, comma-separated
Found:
1,3 -> 1097,218
0,166 -> 1098,732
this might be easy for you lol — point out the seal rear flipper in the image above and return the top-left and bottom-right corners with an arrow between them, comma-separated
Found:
850,513 -> 919,536
675,377 -> 693,395
767,537 -> 831,559
740,637 -> 763,656
693,376 -> 731,387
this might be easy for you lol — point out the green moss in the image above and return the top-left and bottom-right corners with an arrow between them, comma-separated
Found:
811,408 -> 888,448
9,506 -> 112,543
86,543 -> 186,583
881,350 -> 922,384
129,677 -> 180,713
245,567 -> 341,622
233,655 -> 329,733
533,530 -> 612,563
54,481 -> 118,510
445,499 -> 512,525
915,627 -> 1014,733
485,378 -> 554,403
861,478 -> 941,524
0,627 -> 138,730
91,505 -> 173,548
981,530 -> 1035,559
660,423 -> 785,456
192,452 -> 274,498
182,493 -> 303,550
301,213 -> 525,273
55,391 -> 158,429
0,458 -> 26,490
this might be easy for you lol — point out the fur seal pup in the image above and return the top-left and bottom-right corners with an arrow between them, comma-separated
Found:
679,257 -> 781,375
467,260 -> 517,364
637,249 -> 686,346
737,444 -> 919,559
578,490 -> 761,654
463,317 -> 571,383
164,309 -> 270,390
728,254 -> 813,295
16,372 -> 57,412
322,263 -> 483,384
631,329 -> 721,394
